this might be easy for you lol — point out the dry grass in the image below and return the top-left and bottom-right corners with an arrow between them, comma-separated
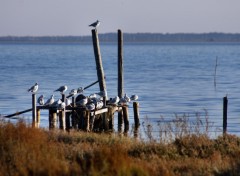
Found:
0,119 -> 240,176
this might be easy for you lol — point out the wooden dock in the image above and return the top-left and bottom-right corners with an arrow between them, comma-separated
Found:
4,29 -> 140,134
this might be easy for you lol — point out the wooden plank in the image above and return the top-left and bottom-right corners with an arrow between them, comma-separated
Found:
90,108 -> 108,116
4,108 -> 32,118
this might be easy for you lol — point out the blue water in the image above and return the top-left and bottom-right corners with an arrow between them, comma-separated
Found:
1,42 -> 240,135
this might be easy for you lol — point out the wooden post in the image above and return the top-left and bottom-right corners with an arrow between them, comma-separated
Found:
49,108 -> 57,130
71,96 -> 77,129
223,96 -> 228,134
122,106 -> 129,133
32,93 -> 37,127
36,108 -> 41,128
91,29 -> 107,102
118,29 -> 124,133
118,29 -> 124,98
133,102 -> 140,139
59,94 -> 66,130
108,106 -> 114,131
133,102 -> 140,128
66,112 -> 71,131
89,114 -> 96,132
83,110 -> 90,132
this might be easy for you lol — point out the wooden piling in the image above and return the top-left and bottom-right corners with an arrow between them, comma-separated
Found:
59,94 -> 66,130
108,106 -> 114,131
32,93 -> 37,127
49,108 -> 57,130
83,110 -> 90,132
122,106 -> 129,133
133,102 -> 140,128
71,96 -> 77,129
91,29 -> 107,102
223,96 -> 228,134
36,108 -> 41,128
118,29 -> 124,98
118,29 -> 124,133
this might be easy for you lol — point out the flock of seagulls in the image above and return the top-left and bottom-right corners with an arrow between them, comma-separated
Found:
25,21 -> 139,113
28,82 -> 138,111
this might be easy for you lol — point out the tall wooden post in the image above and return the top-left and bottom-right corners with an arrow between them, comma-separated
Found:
133,102 -> 140,138
71,96 -> 77,129
133,102 -> 140,128
122,106 -> 129,134
91,29 -> 107,101
223,96 -> 228,134
32,94 -> 37,127
118,29 -> 124,133
49,108 -> 57,130
59,94 -> 66,130
36,108 -> 41,128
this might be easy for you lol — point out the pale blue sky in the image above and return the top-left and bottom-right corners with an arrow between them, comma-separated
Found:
0,0 -> 240,36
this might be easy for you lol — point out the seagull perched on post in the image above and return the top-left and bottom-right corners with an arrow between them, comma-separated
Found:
54,85 -> 67,94
89,20 -> 100,29
37,95 -> 44,105
44,95 -> 54,106
28,83 -> 38,93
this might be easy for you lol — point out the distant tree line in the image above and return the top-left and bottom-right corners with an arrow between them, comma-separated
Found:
1,33 -> 240,43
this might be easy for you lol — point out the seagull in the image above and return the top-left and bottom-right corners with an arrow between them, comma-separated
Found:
86,103 -> 95,111
119,94 -> 131,105
54,85 -> 67,94
65,98 -> 72,106
96,101 -> 104,109
130,94 -> 138,101
76,96 -> 88,107
37,95 -> 44,105
69,89 -> 78,96
28,83 -> 38,93
51,99 -> 62,107
77,87 -> 84,94
89,20 -> 100,29
44,95 -> 54,106
108,96 -> 120,105
124,94 -> 131,103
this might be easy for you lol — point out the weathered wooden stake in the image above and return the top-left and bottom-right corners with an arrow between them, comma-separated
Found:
108,106 -> 114,131
49,108 -> 57,129
91,29 -> 107,103
71,96 -> 77,129
122,106 -> 129,133
59,94 -> 66,130
223,96 -> 228,134
36,108 -> 41,128
32,93 -> 37,127
83,110 -> 90,132
133,102 -> 140,128
118,29 -> 124,133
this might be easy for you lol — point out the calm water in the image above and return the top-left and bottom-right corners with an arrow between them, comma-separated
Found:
1,42 -> 240,135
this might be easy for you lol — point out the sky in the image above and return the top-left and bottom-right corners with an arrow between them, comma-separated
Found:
0,0 -> 240,36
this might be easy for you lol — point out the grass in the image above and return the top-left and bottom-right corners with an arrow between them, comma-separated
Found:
1,118 -> 240,176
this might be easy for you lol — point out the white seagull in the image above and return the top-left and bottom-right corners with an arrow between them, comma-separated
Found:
77,87 -> 84,94
54,85 -> 67,94
44,95 -> 54,106
28,83 -> 38,93
130,94 -> 138,101
76,96 -> 88,107
37,95 -> 44,105
69,89 -> 78,96
89,20 -> 100,29
108,96 -> 120,105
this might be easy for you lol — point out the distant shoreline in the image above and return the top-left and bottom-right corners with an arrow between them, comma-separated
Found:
1,32 -> 240,43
